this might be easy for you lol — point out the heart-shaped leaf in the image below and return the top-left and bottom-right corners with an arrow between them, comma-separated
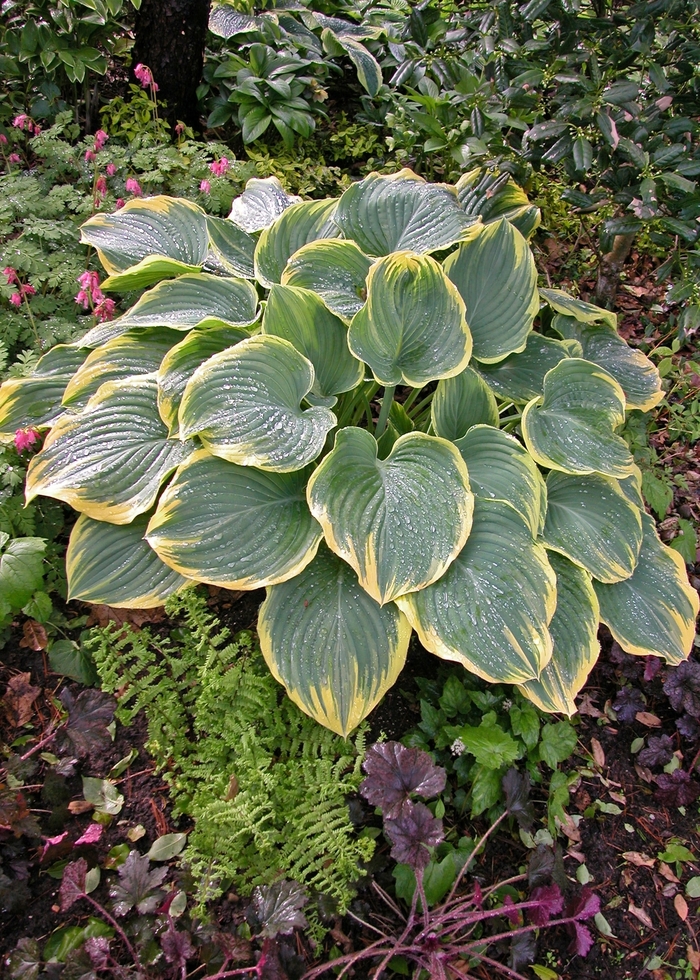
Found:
307,428 -> 473,604
0,344 -> 88,437
474,333 -> 573,402
26,378 -> 192,523
81,197 -> 209,275
431,366 -> 499,441
147,451 -> 322,588
543,471 -> 643,583
259,544 -> 411,735
522,358 -> 634,478
335,169 -> 477,256
398,498 -> 555,684
262,285 -> 364,403
360,742 -> 446,817
518,552 -> 600,715
66,513 -> 189,608
255,198 -> 339,287
444,218 -> 539,363
179,335 -> 336,471
101,256 -> 203,293
206,215 -> 256,279
228,176 -> 301,233
281,238 -> 373,321
594,513 -> 699,664
540,287 -> 617,330
348,251 -> 472,387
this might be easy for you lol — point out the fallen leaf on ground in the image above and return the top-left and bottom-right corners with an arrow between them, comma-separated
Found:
687,946 -> 700,971
19,620 -> 48,651
577,694 -> 604,718
628,902 -> 654,928
85,604 -> 166,629
68,800 -> 94,815
2,673 -> 41,728
636,711 -> 662,727
590,737 -> 605,768
622,851 -> 655,867
658,863 -> 680,883
674,894 -> 688,921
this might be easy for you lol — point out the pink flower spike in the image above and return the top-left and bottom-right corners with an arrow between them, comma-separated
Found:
175,123 -> 185,136
75,288 -> 90,308
93,129 -> 108,151
209,157 -> 230,177
199,179 -> 211,194
75,823 -> 103,846
106,162 -> 117,176
115,198 -> 125,209
14,428 -> 40,452
3,267 -> 18,285
9,153 -> 21,163
33,125 -> 41,136
12,114 -> 33,132
94,297 -> 116,322
9,292 -> 22,307
0,134 -> 7,145
134,63 -> 155,89
125,177 -> 142,196
85,149 -> 96,163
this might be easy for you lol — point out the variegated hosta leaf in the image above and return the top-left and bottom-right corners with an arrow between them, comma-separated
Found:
454,425 -> 547,537
431,366 -> 499,442
0,344 -> 88,437
254,199 -> 339,287
335,169 -> 477,257
321,30 -> 382,96
25,378 -> 192,523
455,169 -> 541,238
67,513 -> 189,608
157,325 -> 249,434
62,328 -> 181,409
619,464 -> 645,509
146,451 -> 322,589
206,215 -> 256,279
594,512 -> 699,665
208,4 -> 256,37
474,334 -> 573,403
540,286 -> 617,331
281,239 -> 373,321
542,471 -> 643,583
80,197 -> 209,275
519,552 -> 600,715
553,314 -> 663,412
397,498 -> 556,684
348,251 -> 472,387
259,543 -> 411,736
179,335 -> 336,471
443,218 -> 539,363
262,285 -> 364,404
522,358 -> 634,478
101,256 -> 203,293
82,273 -> 259,347
307,427 -> 473,605
228,176 -> 301,233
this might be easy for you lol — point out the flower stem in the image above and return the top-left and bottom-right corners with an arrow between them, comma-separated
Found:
375,385 -> 396,438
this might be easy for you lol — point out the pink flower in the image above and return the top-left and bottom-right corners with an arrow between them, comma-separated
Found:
75,823 -> 103,846
3,267 -> 18,285
175,123 -> 185,136
209,157 -> 230,177
21,283 -> 36,298
115,198 -> 125,209
0,134 -> 7,145
9,292 -> 21,307
12,114 -> 33,132
95,176 -> 107,198
125,177 -> 142,196
94,297 -> 116,322
75,270 -> 103,309
14,428 -> 40,452
93,129 -> 108,151
33,125 -> 41,136
85,149 -> 96,163
9,153 -> 21,163
134,63 -> 158,91
199,179 -> 211,194
106,162 -> 117,176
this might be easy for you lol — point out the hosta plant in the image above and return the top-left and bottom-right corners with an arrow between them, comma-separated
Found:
2,170 -> 697,736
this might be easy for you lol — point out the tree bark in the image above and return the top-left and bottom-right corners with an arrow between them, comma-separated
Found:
132,0 -> 210,129
595,232 -> 636,309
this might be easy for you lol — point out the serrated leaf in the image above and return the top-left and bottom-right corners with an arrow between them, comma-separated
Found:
59,689 -> 115,758
109,850 -> 168,916
58,858 -> 87,912
252,880 -> 308,938
360,741 -> 446,818
384,800 -> 444,870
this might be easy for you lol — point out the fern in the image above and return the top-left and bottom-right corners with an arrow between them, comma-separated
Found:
88,587 -> 374,934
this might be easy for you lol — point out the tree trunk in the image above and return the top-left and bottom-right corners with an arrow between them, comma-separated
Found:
132,0 -> 210,130
595,232 -> 636,309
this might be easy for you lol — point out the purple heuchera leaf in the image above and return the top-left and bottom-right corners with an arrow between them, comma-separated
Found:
59,688 -> 116,758
84,936 -> 111,970
568,887 -> 600,921
109,850 -> 168,916
568,921 -> 595,957
677,714 -> 700,740
59,857 -> 87,911
253,880 -> 308,938
528,883 -> 564,927
637,735 -> 674,768
360,741 -> 446,818
384,800 -> 444,870
502,769 -> 535,830
161,920 -> 195,967
643,657 -> 662,683
612,686 -> 645,723
663,661 -> 700,720
654,769 -> 700,806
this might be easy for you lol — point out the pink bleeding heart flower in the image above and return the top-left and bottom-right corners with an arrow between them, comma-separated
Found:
21,283 -> 36,298
9,153 -> 21,163
199,179 -> 211,194
115,198 -> 125,209
12,114 -> 34,132
209,157 -> 230,177
125,177 -> 142,196
14,428 -> 40,452
85,149 -> 96,163
106,162 -> 117,176
134,63 -> 158,91
0,134 -> 7,145
93,129 -> 108,151
3,267 -> 18,285
9,292 -> 22,307
94,297 -> 116,322
95,176 -> 108,198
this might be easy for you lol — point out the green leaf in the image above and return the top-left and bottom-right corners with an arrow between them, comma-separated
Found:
469,764 -> 504,816
101,256 -> 203,293
670,518 -> 697,565
0,536 -> 46,612
335,169 -> 477,257
147,833 -> 187,861
540,287 -> 617,331
228,176 -> 301,233
262,285 -> 364,403
66,513 -> 189,608
146,451 -> 322,589
208,5 -> 256,37
474,333 -> 572,403
206,215 -> 256,279
444,219 -> 539,363
538,720 -> 578,769
178,335 -> 336,471
348,251 -> 471,387
83,273 -> 259,346
281,238 -> 373,321
62,328 -> 181,408
157,324 -> 250,433
431,366 -> 499,441
80,196 -> 209,276
455,716 -> 521,769
553,315 -> 663,412
307,428 -> 473,605
594,512 -> 700,664
542,472 -> 643,583
519,552 -> 600,715
259,543 -> 411,735
48,640 -> 98,685
641,469 -> 673,520
509,702 -> 540,749
398,498 -> 556,684
454,425 -> 546,537
254,199 -> 339,287
329,33 -> 382,96
26,378 -> 192,524
0,345 -> 88,437
82,776 -> 124,815
522,359 -> 634,479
